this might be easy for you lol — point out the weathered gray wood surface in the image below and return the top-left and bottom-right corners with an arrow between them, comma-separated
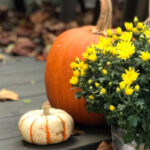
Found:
0,56 -> 111,150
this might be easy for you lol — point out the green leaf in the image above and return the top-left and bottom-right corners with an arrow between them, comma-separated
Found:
117,104 -> 126,111
22,99 -> 32,104
75,92 -> 82,99
135,99 -> 144,106
128,115 -> 140,127
123,132 -> 134,143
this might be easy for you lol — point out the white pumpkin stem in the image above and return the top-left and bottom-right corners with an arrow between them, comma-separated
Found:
92,0 -> 112,35
43,106 -> 50,116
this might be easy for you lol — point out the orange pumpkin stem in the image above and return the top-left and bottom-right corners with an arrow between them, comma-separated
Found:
43,106 -> 50,116
92,0 -> 112,34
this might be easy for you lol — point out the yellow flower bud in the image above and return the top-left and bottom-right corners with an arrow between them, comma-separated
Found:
107,29 -> 113,37
89,95 -> 94,100
134,16 -> 138,24
95,82 -> 100,87
88,79 -> 92,84
107,61 -> 111,66
109,105 -> 115,111
108,82 -> 112,86
135,84 -> 140,91
89,86 -> 93,90
116,27 -> 122,35
116,87 -> 121,93
100,88 -> 107,94
102,69 -> 107,75
75,57 -> 80,62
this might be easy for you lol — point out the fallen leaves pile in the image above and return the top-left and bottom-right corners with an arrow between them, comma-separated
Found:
0,1 -> 94,61
0,0 -> 124,61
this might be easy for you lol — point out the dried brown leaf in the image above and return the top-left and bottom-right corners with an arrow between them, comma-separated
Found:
16,26 -> 32,37
96,141 -> 113,150
12,37 -> 36,56
43,33 -> 57,45
0,89 -> 19,101
0,54 -> 5,61
4,44 -> 14,54
45,22 -> 66,32
30,11 -> 49,24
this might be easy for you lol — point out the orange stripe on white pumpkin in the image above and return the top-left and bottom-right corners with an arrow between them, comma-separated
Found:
45,116 -> 51,144
30,118 -> 39,143
56,115 -> 67,141
19,115 -> 31,129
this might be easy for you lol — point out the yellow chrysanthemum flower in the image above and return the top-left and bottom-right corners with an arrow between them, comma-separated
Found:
116,27 -> 122,35
102,69 -> 107,75
132,27 -> 138,33
119,81 -> 126,90
125,86 -> 134,96
82,52 -> 88,59
70,76 -> 79,85
116,41 -> 135,60
100,88 -> 107,94
82,63 -> 89,70
137,22 -> 144,30
78,61 -> 84,68
112,35 -> 119,41
96,37 -> 112,52
120,32 -> 133,41
73,70 -> 80,77
89,95 -> 94,100
139,51 -> 150,61
70,62 -> 78,69
107,29 -> 113,37
86,44 -> 96,54
122,67 -> 139,85
135,84 -> 140,91
88,54 -> 97,62
109,105 -> 115,111
124,22 -> 133,31
109,46 -> 118,55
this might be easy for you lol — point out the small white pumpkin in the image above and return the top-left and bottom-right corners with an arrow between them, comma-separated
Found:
18,107 -> 74,145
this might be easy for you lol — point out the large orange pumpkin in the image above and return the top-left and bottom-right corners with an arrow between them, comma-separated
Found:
45,0 -> 112,125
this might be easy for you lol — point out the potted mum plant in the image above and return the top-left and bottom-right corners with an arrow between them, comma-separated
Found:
70,17 -> 150,150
